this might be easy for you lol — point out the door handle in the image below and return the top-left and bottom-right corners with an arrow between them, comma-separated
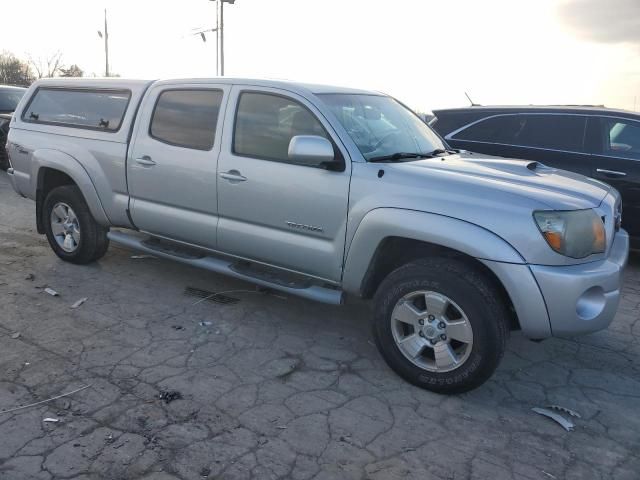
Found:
596,168 -> 627,178
135,155 -> 156,166
219,170 -> 247,182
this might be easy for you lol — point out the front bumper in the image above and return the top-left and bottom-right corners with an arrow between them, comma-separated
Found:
530,229 -> 629,337
482,229 -> 629,339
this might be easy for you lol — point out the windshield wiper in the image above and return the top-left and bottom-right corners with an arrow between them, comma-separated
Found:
428,148 -> 458,156
368,152 -> 432,163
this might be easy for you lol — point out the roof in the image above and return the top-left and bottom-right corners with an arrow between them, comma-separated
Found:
433,104 -> 640,119
32,77 -> 152,90
28,77 -> 382,97
0,85 -> 28,91
153,77 -> 381,96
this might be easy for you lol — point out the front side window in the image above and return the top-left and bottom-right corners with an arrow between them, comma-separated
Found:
233,92 -> 328,162
513,115 -> 586,151
22,88 -> 130,131
150,89 -> 223,150
603,118 -> 640,159
318,93 -> 445,161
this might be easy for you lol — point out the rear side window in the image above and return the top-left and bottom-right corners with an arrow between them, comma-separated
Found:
150,89 -> 223,150
22,88 -> 130,131
452,115 -> 523,144
233,92 -> 328,162
453,114 -> 586,152
603,119 -> 640,159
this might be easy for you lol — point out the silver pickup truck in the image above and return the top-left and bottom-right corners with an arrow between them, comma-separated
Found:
5,78 -> 629,393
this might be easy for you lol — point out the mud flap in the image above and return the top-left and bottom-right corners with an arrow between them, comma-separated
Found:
36,189 -> 45,234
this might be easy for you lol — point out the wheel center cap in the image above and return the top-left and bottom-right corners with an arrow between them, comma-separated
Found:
423,325 -> 437,339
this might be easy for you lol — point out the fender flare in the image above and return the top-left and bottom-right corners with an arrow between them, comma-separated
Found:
32,149 -> 110,226
342,208 -> 526,294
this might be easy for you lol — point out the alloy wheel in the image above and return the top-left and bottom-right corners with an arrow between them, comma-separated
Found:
390,290 -> 474,372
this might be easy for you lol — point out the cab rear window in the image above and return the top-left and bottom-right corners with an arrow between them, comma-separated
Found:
22,88 -> 131,132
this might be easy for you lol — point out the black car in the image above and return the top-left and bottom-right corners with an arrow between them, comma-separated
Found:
431,106 -> 640,248
0,85 -> 27,170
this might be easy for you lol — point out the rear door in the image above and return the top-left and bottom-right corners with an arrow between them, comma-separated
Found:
591,116 -> 640,239
128,83 -> 229,249
215,86 -> 351,282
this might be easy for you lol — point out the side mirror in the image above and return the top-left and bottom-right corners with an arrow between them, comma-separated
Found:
288,135 -> 336,168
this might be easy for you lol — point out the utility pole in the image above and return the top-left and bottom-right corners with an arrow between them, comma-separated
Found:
104,9 -> 110,77
98,9 -> 110,77
210,0 -> 235,76
216,2 -> 220,75
220,1 -> 225,76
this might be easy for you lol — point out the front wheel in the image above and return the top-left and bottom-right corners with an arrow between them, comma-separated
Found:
372,257 -> 509,394
43,185 -> 110,264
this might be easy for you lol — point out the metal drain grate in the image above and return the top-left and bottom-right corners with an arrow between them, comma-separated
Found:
184,287 -> 240,305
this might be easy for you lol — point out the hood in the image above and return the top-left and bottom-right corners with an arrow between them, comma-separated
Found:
390,151 -> 610,210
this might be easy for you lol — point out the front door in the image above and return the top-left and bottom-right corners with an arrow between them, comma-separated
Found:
127,83 -> 229,249
591,116 -> 640,241
216,86 -> 351,282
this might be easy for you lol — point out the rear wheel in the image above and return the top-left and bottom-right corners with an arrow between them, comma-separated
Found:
43,185 -> 109,264
372,257 -> 508,394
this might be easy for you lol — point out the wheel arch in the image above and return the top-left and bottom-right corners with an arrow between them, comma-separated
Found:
33,150 -> 110,233
343,208 -> 528,330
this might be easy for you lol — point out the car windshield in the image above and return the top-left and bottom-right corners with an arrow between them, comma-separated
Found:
317,93 -> 446,161
0,88 -> 26,112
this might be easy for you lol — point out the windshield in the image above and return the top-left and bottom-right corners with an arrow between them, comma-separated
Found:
0,88 -> 26,112
317,93 -> 446,161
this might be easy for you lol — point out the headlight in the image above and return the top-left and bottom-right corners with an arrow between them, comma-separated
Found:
533,209 -> 606,258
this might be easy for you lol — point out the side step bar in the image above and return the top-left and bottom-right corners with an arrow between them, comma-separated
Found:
107,231 -> 343,305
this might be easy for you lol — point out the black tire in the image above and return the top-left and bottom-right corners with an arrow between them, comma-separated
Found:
0,146 -> 9,171
372,257 -> 508,394
43,185 -> 110,264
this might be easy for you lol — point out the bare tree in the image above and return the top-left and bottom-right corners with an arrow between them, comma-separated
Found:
0,51 -> 34,86
59,64 -> 84,77
28,51 -> 64,79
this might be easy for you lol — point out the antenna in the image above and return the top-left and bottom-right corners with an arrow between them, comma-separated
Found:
464,91 -> 479,107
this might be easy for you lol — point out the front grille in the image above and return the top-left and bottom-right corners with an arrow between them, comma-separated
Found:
594,191 -> 619,254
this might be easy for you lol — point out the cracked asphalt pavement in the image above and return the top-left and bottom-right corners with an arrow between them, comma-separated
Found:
0,172 -> 639,480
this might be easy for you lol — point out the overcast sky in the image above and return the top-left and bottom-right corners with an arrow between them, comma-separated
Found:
1,0 -> 639,112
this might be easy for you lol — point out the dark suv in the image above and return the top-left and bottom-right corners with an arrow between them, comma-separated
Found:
0,85 -> 27,170
431,106 -> 639,248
